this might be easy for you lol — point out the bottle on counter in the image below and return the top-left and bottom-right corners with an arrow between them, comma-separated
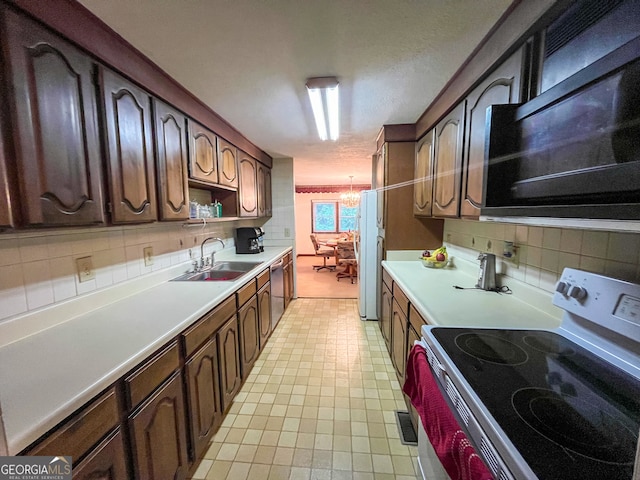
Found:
189,201 -> 199,219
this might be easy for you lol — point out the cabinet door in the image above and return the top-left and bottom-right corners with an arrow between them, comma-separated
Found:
129,371 -> 188,480
257,162 -> 272,217
258,283 -> 272,348
461,49 -> 522,218
72,429 -> 128,480
217,138 -> 238,189
239,153 -> 258,217
238,296 -> 260,379
3,10 -> 105,226
374,146 -> 386,229
433,102 -> 465,218
283,260 -> 294,309
413,130 -> 435,217
391,299 -> 407,382
188,119 -> 218,185
185,339 -> 223,460
0,91 -> 17,229
218,316 -> 241,410
99,67 -> 157,224
380,281 -> 392,352
154,99 -> 189,220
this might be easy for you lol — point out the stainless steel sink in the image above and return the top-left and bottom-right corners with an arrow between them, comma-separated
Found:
210,261 -> 262,272
171,261 -> 263,282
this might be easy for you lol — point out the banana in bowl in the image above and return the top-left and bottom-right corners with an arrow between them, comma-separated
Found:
421,246 -> 450,269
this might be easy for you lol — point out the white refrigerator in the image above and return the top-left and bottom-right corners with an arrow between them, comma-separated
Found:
356,190 -> 381,321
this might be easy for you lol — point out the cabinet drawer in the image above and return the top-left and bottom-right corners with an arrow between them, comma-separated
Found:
72,428 -> 128,480
382,269 -> 393,289
25,387 -> 118,461
409,304 -> 429,336
257,269 -> 270,290
284,252 -> 292,264
237,279 -> 257,308
183,295 -> 235,358
393,285 -> 410,318
126,341 -> 180,408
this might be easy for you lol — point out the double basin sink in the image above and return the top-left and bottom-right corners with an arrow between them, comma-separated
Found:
171,261 -> 263,282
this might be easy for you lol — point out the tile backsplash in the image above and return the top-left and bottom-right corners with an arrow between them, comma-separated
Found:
0,222 -> 233,323
444,219 -> 640,293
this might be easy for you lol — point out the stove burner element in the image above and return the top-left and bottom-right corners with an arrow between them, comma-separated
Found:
523,331 -> 576,356
512,388 -> 638,465
455,333 -> 528,365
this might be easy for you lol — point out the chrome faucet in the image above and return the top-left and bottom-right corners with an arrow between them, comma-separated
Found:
199,237 -> 225,270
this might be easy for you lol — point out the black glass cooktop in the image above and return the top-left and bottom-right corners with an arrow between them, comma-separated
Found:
432,328 -> 640,480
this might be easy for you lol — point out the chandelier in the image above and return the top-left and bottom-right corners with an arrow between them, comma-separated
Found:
340,176 -> 360,207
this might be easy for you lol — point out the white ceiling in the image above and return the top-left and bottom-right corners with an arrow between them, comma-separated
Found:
78,0 -> 512,186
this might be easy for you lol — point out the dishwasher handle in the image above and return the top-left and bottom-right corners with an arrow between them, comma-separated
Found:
271,259 -> 284,269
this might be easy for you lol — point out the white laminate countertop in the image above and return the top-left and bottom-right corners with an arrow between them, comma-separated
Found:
382,259 -> 563,329
0,247 -> 291,455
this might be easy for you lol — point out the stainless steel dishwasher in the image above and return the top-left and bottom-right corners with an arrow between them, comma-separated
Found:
270,258 -> 285,330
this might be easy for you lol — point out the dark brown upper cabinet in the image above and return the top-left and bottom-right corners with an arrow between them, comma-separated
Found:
460,48 -> 522,218
188,119 -> 219,185
99,67 -> 157,224
2,10 -> 105,227
432,102 -> 465,218
217,138 -> 239,189
0,107 -> 17,230
374,146 -> 385,229
413,130 -> 435,217
239,152 -> 258,217
257,162 -> 271,217
153,99 -> 189,220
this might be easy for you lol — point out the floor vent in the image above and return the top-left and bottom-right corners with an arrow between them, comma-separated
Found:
395,410 -> 418,445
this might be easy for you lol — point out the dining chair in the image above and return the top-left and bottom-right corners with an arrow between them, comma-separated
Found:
335,241 -> 357,283
310,234 -> 336,271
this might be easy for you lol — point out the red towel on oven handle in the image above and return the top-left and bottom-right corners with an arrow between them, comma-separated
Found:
403,343 -> 495,480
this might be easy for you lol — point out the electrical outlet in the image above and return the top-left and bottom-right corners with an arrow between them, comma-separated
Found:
284,227 -> 291,238
76,256 -> 95,283
143,246 -> 154,266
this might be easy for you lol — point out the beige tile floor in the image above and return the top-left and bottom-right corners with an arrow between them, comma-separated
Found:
189,298 -> 421,480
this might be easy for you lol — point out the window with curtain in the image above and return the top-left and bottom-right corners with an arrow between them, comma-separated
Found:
312,201 -> 358,233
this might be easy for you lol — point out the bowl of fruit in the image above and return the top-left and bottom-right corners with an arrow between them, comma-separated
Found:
421,246 -> 449,268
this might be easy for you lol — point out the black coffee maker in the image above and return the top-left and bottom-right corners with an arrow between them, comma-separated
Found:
235,227 -> 264,254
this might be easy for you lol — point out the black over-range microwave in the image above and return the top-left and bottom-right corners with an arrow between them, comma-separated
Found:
482,0 -> 640,220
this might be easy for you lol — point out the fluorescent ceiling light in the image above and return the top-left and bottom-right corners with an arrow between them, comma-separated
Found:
306,77 -> 339,141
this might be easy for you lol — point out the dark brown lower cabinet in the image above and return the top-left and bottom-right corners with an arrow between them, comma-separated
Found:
72,429 -> 128,480
380,281 -> 392,350
185,339 -> 222,461
391,299 -> 408,382
258,283 -> 272,348
238,296 -> 260,379
129,371 -> 189,480
283,254 -> 294,309
218,316 -> 242,411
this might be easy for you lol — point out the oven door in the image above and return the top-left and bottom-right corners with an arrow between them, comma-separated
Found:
412,338 -> 516,480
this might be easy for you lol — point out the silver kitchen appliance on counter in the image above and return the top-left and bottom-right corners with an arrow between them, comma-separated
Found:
419,268 -> 640,480
476,253 -> 496,291
234,227 -> 264,254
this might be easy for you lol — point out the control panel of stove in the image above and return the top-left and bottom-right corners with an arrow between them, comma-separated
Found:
553,268 -> 640,346
555,280 -> 587,300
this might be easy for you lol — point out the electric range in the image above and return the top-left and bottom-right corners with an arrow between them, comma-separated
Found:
420,268 -> 640,480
